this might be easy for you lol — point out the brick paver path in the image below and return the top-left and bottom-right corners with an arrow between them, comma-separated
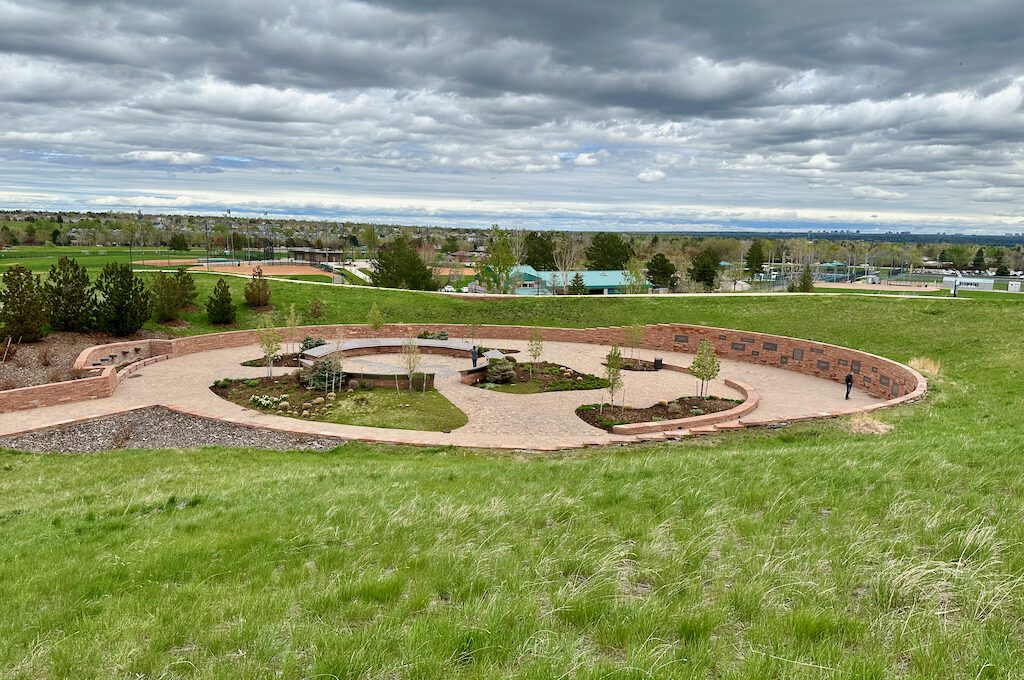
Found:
2,339 -> 878,450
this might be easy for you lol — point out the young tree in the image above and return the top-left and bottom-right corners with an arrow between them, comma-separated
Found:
94,262 -> 151,336
256,315 -> 282,378
554,235 -> 582,293
477,228 -> 520,293
797,264 -> 815,292
366,302 -> 386,331
401,336 -> 422,393
745,240 -> 767,278
688,248 -> 720,291
150,271 -> 182,322
244,266 -> 272,307
371,235 -> 437,290
645,252 -> 678,289
690,339 -> 720,398
568,272 -> 588,295
278,303 -> 300,355
172,267 -> 197,309
622,258 -> 648,294
206,277 -> 237,325
46,256 -> 95,331
585,232 -> 634,270
603,345 -> 623,414
0,265 -> 49,342
527,330 -> 543,379
625,321 -> 644,367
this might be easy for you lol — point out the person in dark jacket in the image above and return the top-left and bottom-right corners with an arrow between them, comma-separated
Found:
471,345 -> 479,368
845,372 -> 854,400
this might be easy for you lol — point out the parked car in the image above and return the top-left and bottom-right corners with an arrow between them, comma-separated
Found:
441,285 -> 456,293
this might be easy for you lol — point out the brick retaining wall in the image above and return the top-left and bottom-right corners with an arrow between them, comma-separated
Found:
6,322 -> 926,414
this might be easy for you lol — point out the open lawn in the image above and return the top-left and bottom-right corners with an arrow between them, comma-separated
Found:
3,285 -> 1024,676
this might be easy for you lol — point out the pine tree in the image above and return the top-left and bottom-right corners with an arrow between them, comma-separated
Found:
797,264 -> 815,292
206,278 -> 237,325
745,240 -> 766,277
644,252 -> 678,289
46,256 -> 95,331
366,302 -> 386,331
973,247 -> 986,271
94,262 -> 151,336
688,248 -> 720,291
0,265 -> 49,341
150,271 -> 181,322
568,272 -> 588,295
172,267 -> 197,308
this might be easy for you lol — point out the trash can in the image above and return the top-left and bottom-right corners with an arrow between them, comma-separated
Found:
653,357 -> 663,370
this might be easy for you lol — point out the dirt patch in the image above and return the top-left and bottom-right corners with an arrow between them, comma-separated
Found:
197,264 -> 328,277
0,330 -> 172,390
577,396 -> 741,431
846,413 -> 893,435
618,358 -> 662,372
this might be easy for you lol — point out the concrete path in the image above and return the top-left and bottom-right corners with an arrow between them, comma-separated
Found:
1,340 -> 878,450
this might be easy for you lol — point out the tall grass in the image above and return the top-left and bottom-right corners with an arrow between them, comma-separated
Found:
3,292 -> 1024,677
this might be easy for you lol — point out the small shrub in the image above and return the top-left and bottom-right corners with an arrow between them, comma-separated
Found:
213,378 -> 233,389
306,297 -> 326,321
300,336 -> 326,351
244,266 -> 271,307
486,358 -> 515,384
110,424 -> 135,448
244,379 -> 260,387
39,349 -> 51,367
150,271 -> 181,322
250,394 -> 282,409
172,267 -> 198,308
417,330 -> 449,340
304,359 -> 345,392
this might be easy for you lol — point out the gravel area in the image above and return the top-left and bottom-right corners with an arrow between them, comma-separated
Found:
0,330 -> 172,390
0,406 -> 347,453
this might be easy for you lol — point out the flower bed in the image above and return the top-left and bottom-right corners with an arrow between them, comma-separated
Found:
476,361 -> 609,394
577,396 -> 742,431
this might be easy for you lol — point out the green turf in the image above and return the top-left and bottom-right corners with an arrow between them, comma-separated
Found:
4,280 -> 1024,676
337,268 -> 371,286
272,273 -> 334,283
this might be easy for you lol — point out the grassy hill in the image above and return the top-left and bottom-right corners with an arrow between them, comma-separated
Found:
3,285 -> 1024,676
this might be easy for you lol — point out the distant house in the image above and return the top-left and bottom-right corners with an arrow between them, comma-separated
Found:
512,265 -> 644,295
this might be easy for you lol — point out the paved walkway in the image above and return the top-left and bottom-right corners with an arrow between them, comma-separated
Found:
1,339 -> 878,450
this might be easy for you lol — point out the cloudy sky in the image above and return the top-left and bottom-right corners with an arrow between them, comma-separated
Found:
2,0 -> 1024,233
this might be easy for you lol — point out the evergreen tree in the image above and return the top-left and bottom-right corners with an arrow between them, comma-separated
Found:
206,278 -> 237,325
370,236 -> 438,290
523,231 -> 557,270
150,271 -> 181,322
568,272 -> 588,295
645,252 -> 678,289
172,267 -> 198,308
94,262 -> 151,336
745,240 -> 767,277
584,232 -> 634,270
688,248 -> 720,291
0,265 -> 49,341
973,247 -> 986,271
46,256 -> 95,331
795,264 -> 815,292
244,266 -> 272,307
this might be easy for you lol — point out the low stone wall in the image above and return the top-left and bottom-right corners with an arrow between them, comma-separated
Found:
0,366 -> 117,413
72,339 -> 174,372
10,322 -> 925,415
345,372 -> 435,390
610,379 -> 759,435
459,365 -> 489,385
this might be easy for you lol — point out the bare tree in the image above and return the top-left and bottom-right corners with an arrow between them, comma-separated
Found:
402,337 -> 422,393
553,235 -> 582,294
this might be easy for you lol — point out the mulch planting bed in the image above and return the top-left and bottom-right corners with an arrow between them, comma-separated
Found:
577,396 -> 742,431
479,361 -> 609,393
619,359 -> 662,371
241,352 -> 304,368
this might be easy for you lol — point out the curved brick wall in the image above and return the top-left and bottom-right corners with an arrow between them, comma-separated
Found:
0,322 -> 925,415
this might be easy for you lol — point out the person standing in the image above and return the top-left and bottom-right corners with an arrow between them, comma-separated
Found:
845,372 -> 854,400
471,345 -> 479,368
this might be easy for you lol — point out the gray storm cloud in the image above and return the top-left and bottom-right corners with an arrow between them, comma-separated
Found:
1,0 -> 1023,231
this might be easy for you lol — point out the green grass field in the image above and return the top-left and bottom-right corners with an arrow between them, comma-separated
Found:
4,270 -> 1024,676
